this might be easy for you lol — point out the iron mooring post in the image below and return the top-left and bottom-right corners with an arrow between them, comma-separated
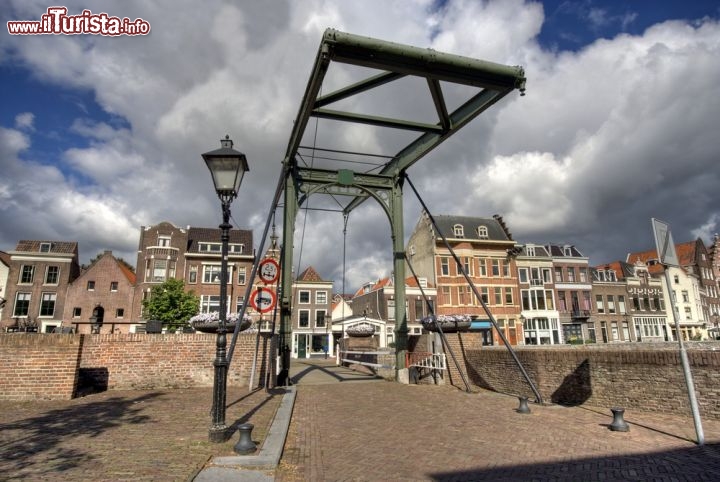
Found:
609,407 -> 630,432
234,423 -> 257,454
516,396 -> 531,414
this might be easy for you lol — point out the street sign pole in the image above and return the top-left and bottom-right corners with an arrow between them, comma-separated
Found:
652,218 -> 704,445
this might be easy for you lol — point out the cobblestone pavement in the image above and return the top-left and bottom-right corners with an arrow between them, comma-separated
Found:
277,361 -> 720,481
0,386 -> 282,481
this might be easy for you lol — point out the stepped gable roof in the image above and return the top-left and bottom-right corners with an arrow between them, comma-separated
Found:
0,250 -> 10,267
14,240 -> 78,254
297,266 -> 324,282
432,215 -> 512,241
186,227 -> 252,253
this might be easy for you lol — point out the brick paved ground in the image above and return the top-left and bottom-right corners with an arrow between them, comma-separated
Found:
0,386 -> 282,481
277,364 -> 720,481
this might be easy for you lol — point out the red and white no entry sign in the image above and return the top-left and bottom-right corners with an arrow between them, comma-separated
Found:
249,287 -> 277,313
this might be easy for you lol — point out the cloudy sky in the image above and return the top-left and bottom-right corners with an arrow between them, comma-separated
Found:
2,0 -> 719,293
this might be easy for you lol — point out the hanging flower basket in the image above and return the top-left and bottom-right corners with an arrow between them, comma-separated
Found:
189,312 -> 252,334
345,322 -> 375,337
421,314 -> 472,333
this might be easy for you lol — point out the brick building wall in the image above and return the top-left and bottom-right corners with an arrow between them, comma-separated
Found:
0,332 -> 273,401
0,334 -> 80,400
441,335 -> 720,419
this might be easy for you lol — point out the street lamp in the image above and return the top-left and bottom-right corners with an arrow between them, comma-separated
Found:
202,135 -> 249,443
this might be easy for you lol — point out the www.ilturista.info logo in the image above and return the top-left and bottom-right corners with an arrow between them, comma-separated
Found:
7,7 -> 151,36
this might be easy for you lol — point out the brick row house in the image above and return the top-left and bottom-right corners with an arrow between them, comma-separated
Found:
516,244 -> 561,345
406,213 -> 522,346
349,275 -> 438,344
290,266 -> 332,358
1,241 -> 81,333
133,221 -> 255,321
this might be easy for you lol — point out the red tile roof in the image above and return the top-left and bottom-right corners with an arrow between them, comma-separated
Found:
297,266 -> 324,282
626,240 -> 699,275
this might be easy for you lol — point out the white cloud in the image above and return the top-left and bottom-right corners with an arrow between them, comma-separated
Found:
1,0 -> 719,280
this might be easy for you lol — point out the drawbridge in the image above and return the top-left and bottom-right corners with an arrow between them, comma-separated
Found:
227,28 -> 540,402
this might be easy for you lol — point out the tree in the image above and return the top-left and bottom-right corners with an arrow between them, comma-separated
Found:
142,279 -> 199,330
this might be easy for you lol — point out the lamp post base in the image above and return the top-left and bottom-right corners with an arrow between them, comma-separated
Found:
209,424 -> 230,443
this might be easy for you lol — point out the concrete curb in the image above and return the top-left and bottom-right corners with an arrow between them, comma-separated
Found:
193,386 -> 296,481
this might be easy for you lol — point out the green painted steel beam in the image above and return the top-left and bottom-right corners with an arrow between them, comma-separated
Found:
311,108 -> 444,133
322,28 -> 526,92
315,71 -> 405,108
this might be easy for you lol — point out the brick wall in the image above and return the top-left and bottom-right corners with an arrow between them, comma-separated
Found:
0,334 -> 81,400
441,335 -> 720,419
0,332 -> 274,400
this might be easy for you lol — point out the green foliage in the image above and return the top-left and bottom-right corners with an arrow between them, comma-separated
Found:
142,279 -> 199,330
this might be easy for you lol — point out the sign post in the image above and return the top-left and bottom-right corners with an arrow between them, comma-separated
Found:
651,218 -> 704,445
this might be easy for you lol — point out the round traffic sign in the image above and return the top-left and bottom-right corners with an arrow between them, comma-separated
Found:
250,287 -> 277,314
258,258 -> 280,284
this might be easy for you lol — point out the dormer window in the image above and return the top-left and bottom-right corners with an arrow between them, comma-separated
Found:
607,271 -> 617,282
39,242 -> 52,253
526,246 -> 535,257
477,225 -> 488,239
563,246 -> 573,256
453,224 -> 464,238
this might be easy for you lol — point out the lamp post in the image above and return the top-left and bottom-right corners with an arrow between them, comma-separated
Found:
202,135 -> 249,443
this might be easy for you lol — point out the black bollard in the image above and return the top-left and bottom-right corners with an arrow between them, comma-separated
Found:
609,407 -> 629,432
516,396 -> 531,414
234,423 -> 257,454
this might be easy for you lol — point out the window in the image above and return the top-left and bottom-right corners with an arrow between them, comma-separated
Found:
13,293 -> 31,317
480,287 -> 489,304
453,224 -> 464,237
526,246 -> 535,256
618,295 -> 626,314
45,266 -> 59,284
494,287 -> 503,305
116,308 -> 125,318
299,291 -> 311,303
557,291 -> 566,311
596,295 -> 604,313
414,299 -> 424,320
502,261 -> 510,277
462,257 -> 472,276
674,274 -> 679,284
441,286 -> 451,305
299,310 -> 310,327
684,307 -> 692,320
458,286 -> 469,305
554,268 -> 563,282
153,259 -> 167,282
188,266 -> 198,284
315,311 -> 326,328
236,297 -> 245,312
505,287 -> 513,305
87,280 -> 95,291
542,269 -> 552,283
477,225 -> 488,239
39,293 -> 56,317
73,307 -> 82,318
198,243 -> 221,253
579,268 -> 588,283
237,267 -> 246,285
158,236 -> 171,247
203,265 -> 222,284
477,258 -> 487,276
607,271 -> 617,282
229,244 -> 244,254
110,281 -> 118,292
607,295 -> 616,314
518,268 -> 528,283
200,295 -> 220,313
316,291 -> 327,304
567,267 -> 575,282
387,299 -> 395,320
168,260 -> 176,279
20,265 -> 35,284
545,290 -> 554,310
440,257 -> 450,276
682,291 -> 689,303
491,259 -> 500,277
40,242 -> 52,252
